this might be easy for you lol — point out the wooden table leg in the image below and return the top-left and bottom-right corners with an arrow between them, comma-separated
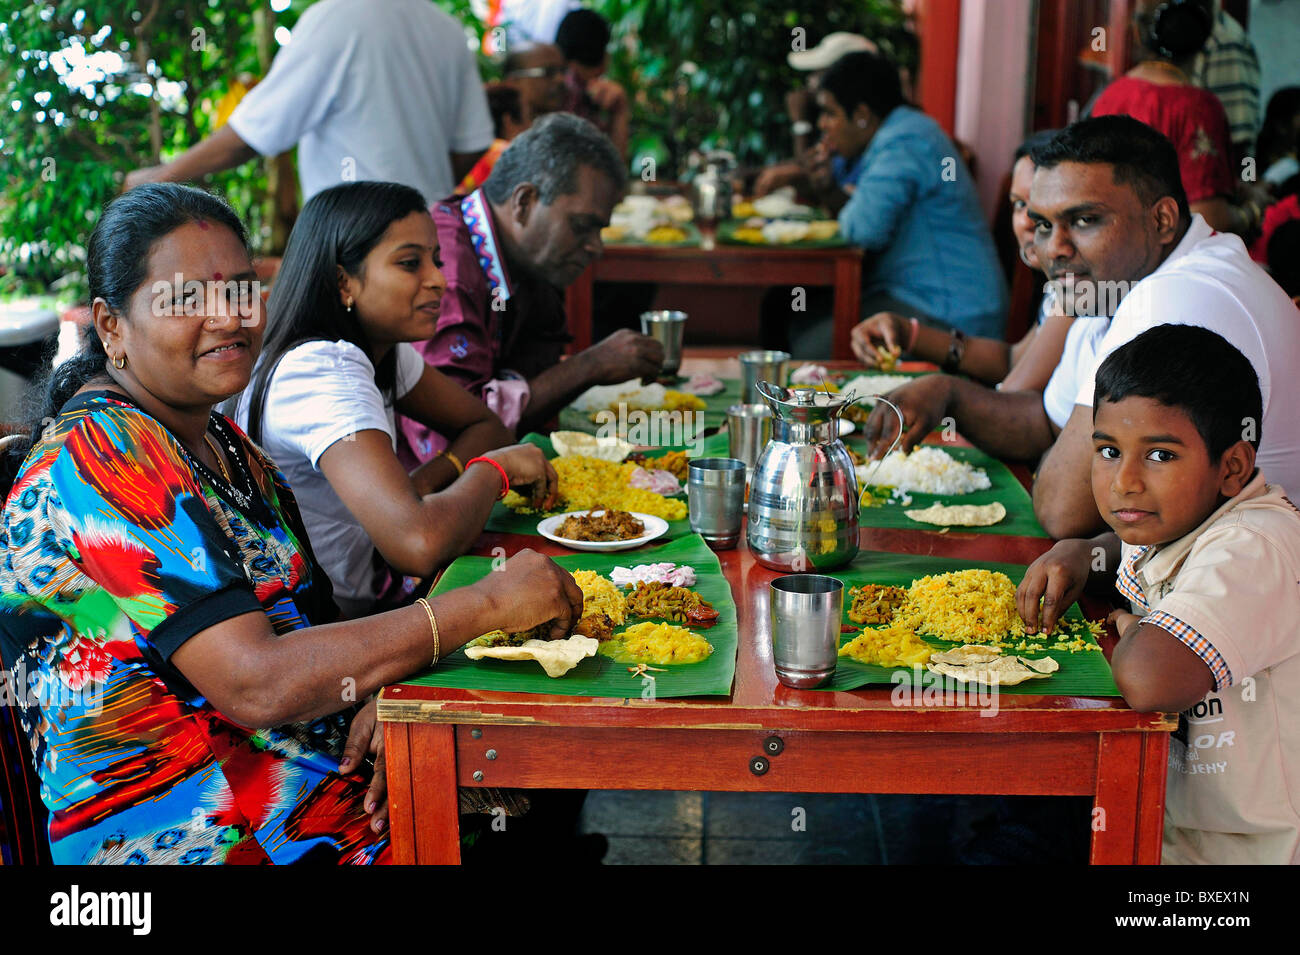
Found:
1090,731 -> 1168,864
831,255 -> 862,359
565,268 -> 595,355
385,722 -> 461,864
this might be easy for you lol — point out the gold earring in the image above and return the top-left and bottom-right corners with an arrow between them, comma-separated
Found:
113,354 -> 127,369
345,299 -> 354,312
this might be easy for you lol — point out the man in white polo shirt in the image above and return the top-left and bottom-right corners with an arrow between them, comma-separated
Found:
862,116 -> 1299,538
1031,116 -> 1300,538
125,0 -> 494,203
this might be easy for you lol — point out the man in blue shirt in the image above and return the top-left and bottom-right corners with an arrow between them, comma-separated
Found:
770,51 -> 1007,357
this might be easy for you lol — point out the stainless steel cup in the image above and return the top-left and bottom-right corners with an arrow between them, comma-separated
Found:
687,457 -> 746,549
640,310 -> 688,377
770,574 -> 844,689
726,403 -> 772,489
738,350 -> 791,403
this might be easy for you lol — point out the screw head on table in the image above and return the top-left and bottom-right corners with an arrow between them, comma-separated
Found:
472,770 -> 484,782
749,755 -> 770,776
471,728 -> 482,739
764,735 -> 785,756
485,748 -> 498,760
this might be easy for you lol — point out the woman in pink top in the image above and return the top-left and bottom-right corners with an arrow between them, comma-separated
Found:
1092,0 -> 1262,236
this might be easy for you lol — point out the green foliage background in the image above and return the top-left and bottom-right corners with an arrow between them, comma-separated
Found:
1,0 -> 907,303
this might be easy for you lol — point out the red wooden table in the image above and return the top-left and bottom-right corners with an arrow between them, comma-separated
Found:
378,357 -> 1175,865
564,241 -> 864,358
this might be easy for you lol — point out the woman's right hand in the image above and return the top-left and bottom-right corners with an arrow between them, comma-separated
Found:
474,549 -> 585,641
850,312 -> 909,368
482,444 -> 558,509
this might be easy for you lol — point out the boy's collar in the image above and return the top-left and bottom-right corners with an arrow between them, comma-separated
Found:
1134,469 -> 1267,582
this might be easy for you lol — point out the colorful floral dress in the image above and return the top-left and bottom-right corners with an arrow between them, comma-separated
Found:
0,391 -> 390,864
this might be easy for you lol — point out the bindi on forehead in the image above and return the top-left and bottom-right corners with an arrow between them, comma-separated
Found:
196,219 -> 209,230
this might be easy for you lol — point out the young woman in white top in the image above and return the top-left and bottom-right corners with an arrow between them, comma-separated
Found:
234,181 -> 556,618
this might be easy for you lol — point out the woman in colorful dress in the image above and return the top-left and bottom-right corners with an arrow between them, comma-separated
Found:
0,184 -> 583,864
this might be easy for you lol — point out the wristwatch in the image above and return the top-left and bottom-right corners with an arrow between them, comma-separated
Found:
791,120 -> 814,137
941,329 -> 967,373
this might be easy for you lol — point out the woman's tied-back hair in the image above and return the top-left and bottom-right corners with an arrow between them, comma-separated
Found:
1,184 -> 248,497
1031,115 -> 1191,222
1094,324 -> 1263,459
481,112 -> 625,207
1136,0 -> 1214,62
241,180 -> 429,445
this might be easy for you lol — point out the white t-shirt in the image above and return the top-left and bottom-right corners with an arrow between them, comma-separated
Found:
234,340 -> 426,619
1040,317 -> 1111,427
1041,215 -> 1300,490
229,0 -> 494,203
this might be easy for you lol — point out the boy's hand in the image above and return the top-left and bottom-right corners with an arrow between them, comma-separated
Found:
1107,609 -> 1140,638
1017,538 -> 1094,634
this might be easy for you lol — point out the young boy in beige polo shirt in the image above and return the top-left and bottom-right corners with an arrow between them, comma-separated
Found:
1018,324 -> 1300,864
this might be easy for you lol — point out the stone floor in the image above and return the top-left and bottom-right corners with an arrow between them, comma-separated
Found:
577,790 -> 1014,864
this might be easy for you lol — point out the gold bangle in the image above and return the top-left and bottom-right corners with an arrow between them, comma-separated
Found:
416,597 -> 440,666
441,450 -> 464,475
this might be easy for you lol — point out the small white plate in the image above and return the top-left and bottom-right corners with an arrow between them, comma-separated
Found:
838,419 -> 856,437
537,510 -> 670,552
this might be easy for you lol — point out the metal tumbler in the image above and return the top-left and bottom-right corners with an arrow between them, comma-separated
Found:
769,574 -> 844,689
640,310 -> 689,377
726,403 -> 773,470
738,350 -> 791,403
687,457 -> 747,549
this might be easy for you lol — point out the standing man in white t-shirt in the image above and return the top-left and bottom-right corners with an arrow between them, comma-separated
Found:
862,116 -> 1300,538
124,0 -> 493,203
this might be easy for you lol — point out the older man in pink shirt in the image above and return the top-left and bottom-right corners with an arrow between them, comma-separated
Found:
397,114 -> 662,466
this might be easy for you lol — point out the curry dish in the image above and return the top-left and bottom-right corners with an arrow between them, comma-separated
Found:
556,508 -> 646,542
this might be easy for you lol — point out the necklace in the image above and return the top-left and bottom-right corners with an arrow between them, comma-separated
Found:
192,417 -> 256,514
204,433 -> 233,484
1137,59 -> 1189,83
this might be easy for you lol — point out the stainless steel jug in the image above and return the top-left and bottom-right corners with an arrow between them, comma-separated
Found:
691,150 -> 735,225
746,381 -> 860,572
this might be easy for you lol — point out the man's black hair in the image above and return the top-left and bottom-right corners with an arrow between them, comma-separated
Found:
818,50 -> 904,122
555,9 -> 611,68
1031,115 -> 1191,221
485,83 -> 522,139
1014,129 -> 1059,163
1093,324 -> 1262,459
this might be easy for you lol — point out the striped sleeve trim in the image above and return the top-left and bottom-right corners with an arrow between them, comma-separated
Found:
1116,545 -> 1151,612
1141,609 -> 1232,691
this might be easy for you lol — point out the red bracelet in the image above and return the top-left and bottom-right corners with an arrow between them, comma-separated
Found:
466,456 -> 510,499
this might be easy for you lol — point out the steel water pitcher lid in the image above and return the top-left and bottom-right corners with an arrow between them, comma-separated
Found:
755,380 -> 851,424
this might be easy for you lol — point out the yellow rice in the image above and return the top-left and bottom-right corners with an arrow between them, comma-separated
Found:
890,569 -> 1104,651
572,570 -> 626,625
505,455 -> 687,521
587,390 -> 706,421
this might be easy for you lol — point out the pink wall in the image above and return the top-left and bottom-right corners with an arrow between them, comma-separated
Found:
954,0 -> 1034,223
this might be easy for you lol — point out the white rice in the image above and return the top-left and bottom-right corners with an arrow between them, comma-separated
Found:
855,446 -> 991,495
571,379 -> 666,412
839,374 -> 913,405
